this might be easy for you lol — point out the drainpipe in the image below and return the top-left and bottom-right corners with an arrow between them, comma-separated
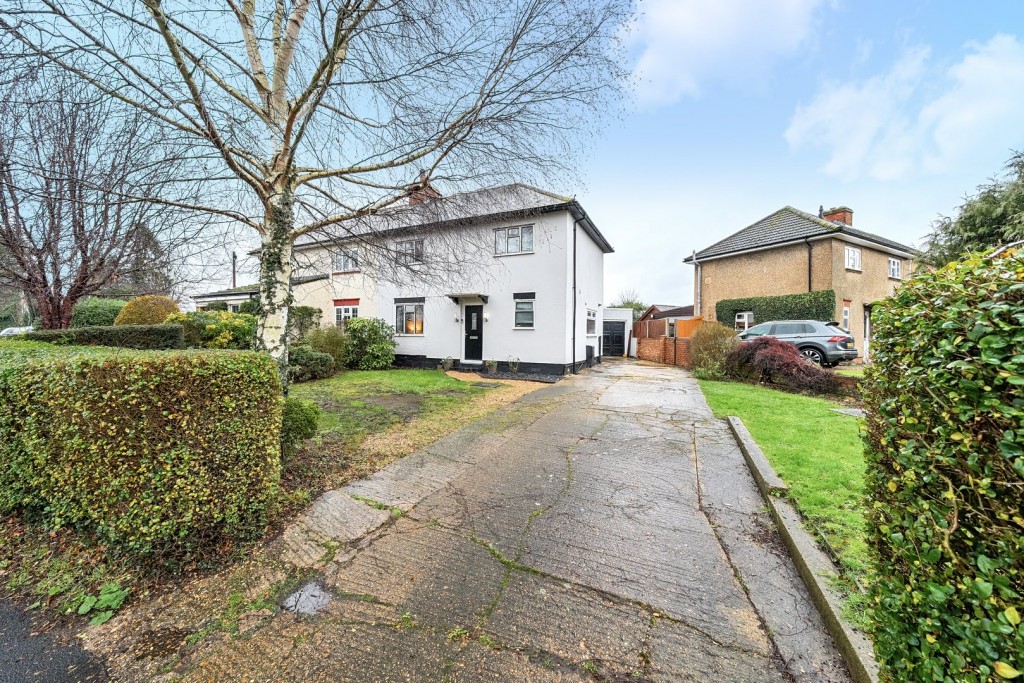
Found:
692,250 -> 702,317
572,216 -> 580,373
805,239 -> 812,292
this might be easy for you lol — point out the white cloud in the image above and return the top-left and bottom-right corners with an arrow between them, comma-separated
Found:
628,0 -> 826,106
786,35 -> 1024,180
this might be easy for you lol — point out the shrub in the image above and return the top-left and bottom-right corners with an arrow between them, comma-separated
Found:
237,298 -> 260,316
289,345 -> 335,383
0,349 -> 282,557
341,318 -> 396,370
22,324 -> 184,350
725,336 -> 840,394
165,310 -> 256,349
863,251 -> 1024,682
716,290 -> 836,328
71,298 -> 127,328
114,295 -> 180,326
304,325 -> 347,368
689,323 -> 738,379
281,397 -> 320,459
202,301 -> 229,311
289,306 -> 321,340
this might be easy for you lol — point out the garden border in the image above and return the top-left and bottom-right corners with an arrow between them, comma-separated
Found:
726,415 -> 878,683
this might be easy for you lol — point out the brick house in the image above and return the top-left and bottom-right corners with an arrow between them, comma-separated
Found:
683,206 -> 919,360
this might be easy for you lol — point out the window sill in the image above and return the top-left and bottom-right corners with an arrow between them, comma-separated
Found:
888,276 -> 902,281
493,251 -> 534,258
845,267 -> 862,273
395,333 -> 425,337
513,326 -> 535,330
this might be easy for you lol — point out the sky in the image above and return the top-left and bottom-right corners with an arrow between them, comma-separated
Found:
586,0 -> 1024,307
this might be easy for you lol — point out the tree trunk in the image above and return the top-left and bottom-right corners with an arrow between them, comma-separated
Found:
256,188 -> 295,388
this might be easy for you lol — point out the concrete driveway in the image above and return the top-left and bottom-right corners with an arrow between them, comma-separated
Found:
99,359 -> 851,682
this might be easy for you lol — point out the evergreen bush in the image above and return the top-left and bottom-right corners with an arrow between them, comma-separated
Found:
165,310 -> 256,349
863,250 -> 1024,682
0,349 -> 282,557
303,325 -> 347,368
113,295 -> 180,325
281,397 -> 320,459
22,324 -> 184,349
689,323 -> 738,379
341,318 -> 396,370
70,298 -> 127,328
288,345 -> 335,383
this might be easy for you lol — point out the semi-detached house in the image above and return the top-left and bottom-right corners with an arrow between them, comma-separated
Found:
684,206 -> 919,360
196,184 -> 613,375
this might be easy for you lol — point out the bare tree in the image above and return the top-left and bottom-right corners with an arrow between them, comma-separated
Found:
0,0 -> 629,376
0,71 -> 207,328
612,288 -> 646,320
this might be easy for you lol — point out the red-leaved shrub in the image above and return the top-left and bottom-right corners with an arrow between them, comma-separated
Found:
725,336 -> 840,394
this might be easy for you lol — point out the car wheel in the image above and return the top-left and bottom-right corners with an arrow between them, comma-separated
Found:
800,347 -> 825,365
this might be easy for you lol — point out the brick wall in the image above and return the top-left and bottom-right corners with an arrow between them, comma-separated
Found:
637,337 -> 692,369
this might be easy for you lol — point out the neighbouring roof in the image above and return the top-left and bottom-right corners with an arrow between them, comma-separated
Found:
292,183 -> 614,254
652,305 -> 694,319
683,206 -> 919,263
193,274 -> 329,300
638,304 -> 685,320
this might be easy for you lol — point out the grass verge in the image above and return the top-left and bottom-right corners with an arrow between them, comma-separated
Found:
697,379 -> 870,629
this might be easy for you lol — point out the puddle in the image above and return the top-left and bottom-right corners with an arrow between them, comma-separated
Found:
282,582 -> 332,615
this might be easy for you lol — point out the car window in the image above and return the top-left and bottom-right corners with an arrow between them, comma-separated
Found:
801,323 -> 817,334
773,323 -> 801,335
826,325 -> 847,335
745,323 -> 772,336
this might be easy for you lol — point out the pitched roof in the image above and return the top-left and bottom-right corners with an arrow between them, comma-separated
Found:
193,274 -> 328,300
292,183 -> 613,254
653,305 -> 694,319
683,206 -> 918,262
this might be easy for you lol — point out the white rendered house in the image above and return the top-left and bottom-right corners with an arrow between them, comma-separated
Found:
197,184 -> 614,375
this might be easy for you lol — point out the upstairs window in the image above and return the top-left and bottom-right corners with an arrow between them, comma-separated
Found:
334,248 -> 359,272
586,309 -> 597,335
888,257 -> 902,279
735,311 -> 754,331
494,225 -> 534,255
397,239 -> 424,265
845,245 -> 862,271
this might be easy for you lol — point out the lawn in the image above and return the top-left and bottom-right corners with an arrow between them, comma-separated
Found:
281,369 -> 539,511
698,379 -> 870,625
835,365 -> 865,377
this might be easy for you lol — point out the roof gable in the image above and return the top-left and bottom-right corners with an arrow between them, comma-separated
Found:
684,206 -> 917,261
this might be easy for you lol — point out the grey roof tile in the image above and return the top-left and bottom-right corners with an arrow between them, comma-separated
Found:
684,206 -> 918,261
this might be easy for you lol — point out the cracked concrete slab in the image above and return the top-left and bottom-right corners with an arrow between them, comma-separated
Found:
99,360 -> 851,682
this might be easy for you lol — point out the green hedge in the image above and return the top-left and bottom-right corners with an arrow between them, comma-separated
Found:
0,349 -> 282,556
22,324 -> 184,349
716,290 -> 836,326
289,345 -> 335,383
863,252 -> 1023,682
71,298 -> 128,328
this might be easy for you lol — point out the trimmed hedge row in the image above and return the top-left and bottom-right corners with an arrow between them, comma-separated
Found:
716,290 -> 836,326
0,348 -> 282,557
166,310 -> 256,349
71,298 -> 128,328
22,324 -> 185,349
863,251 -> 1024,682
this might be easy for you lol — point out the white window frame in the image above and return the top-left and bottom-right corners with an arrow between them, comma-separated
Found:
735,311 -> 754,331
335,306 -> 358,326
845,245 -> 862,271
396,239 -> 425,265
395,302 -> 425,335
842,303 -> 851,331
229,304 -> 240,313
888,257 -> 902,279
494,225 -> 534,255
514,300 -> 535,329
334,247 -> 359,273
586,309 -> 597,335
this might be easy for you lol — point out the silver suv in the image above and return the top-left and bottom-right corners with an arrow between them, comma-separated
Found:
737,320 -> 857,366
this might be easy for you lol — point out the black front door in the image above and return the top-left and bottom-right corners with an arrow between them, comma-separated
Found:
603,321 -> 626,357
464,305 -> 483,361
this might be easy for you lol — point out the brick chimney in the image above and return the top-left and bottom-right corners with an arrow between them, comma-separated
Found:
409,171 -> 442,206
823,206 -> 853,226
